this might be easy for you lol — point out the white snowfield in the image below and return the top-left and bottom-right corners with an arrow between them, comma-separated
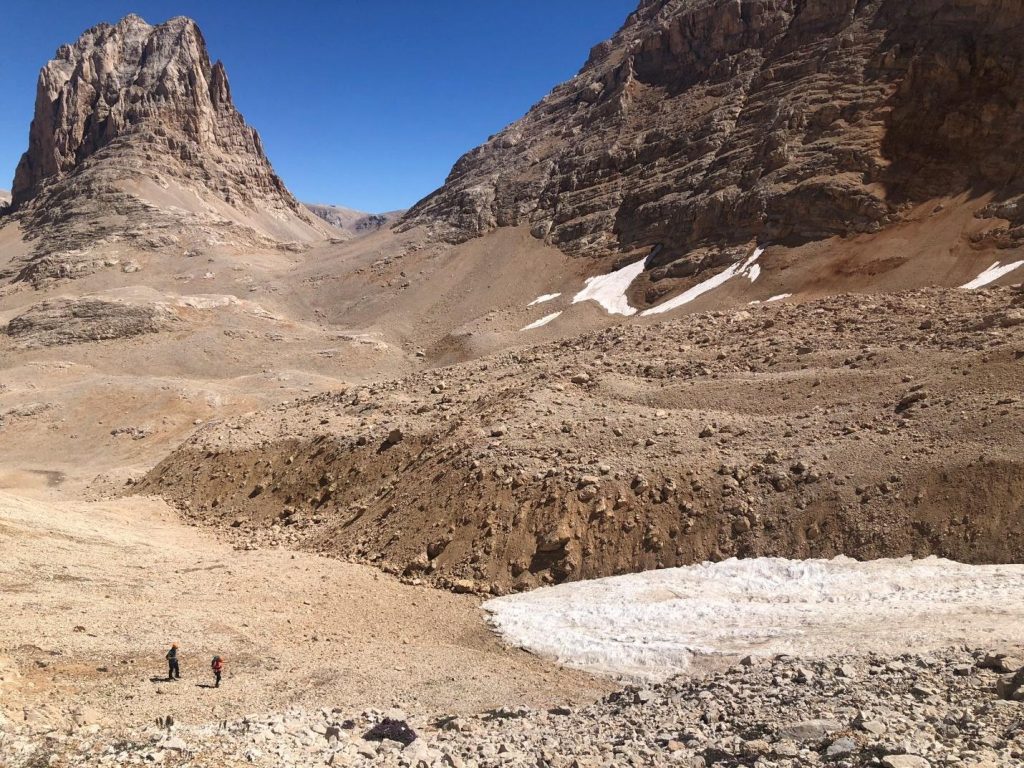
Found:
961,260 -> 1024,290
528,293 -> 562,306
484,556 -> 1024,682
641,247 -> 764,317
572,257 -> 647,316
571,247 -> 766,318
520,311 -> 562,331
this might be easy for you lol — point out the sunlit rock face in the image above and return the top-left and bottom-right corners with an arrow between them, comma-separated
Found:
400,0 -> 1024,266
6,15 -> 326,285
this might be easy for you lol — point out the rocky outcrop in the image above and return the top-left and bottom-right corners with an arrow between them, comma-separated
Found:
399,0 -> 1024,279
6,15 -> 326,284
5,298 -> 173,347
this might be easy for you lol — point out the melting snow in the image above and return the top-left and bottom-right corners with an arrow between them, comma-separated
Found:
961,260 -> 1024,290
571,257 -> 646,316
641,247 -> 764,317
520,311 -> 562,331
484,556 -> 1024,681
528,293 -> 562,306
749,292 -> 792,304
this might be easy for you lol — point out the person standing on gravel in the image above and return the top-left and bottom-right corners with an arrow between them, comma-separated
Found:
211,655 -> 223,688
166,643 -> 180,681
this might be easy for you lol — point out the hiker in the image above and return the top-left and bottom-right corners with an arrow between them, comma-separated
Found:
211,655 -> 223,688
166,643 -> 180,681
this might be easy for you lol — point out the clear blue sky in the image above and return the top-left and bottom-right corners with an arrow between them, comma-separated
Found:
0,1 -> 636,212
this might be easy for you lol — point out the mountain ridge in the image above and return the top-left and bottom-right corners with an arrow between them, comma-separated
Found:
397,0 -> 1024,311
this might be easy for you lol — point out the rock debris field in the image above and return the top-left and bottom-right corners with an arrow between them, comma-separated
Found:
6,646 -> 1024,767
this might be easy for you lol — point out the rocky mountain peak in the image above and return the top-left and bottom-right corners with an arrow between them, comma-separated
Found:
6,14 -> 324,284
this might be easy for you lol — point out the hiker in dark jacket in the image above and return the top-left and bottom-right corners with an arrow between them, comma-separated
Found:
211,655 -> 223,688
166,644 -> 180,680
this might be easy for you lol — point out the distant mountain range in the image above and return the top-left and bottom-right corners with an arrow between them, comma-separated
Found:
303,203 -> 404,238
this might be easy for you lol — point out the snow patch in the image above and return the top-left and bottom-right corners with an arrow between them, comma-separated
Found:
752,293 -> 793,305
528,293 -> 562,306
961,260 -> 1024,290
484,556 -> 1024,681
572,258 -> 646,316
642,247 -> 764,317
520,312 -> 562,331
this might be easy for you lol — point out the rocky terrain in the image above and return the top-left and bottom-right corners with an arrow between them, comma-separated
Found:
2,15 -> 327,287
4,296 -> 175,347
399,0 -> 1024,311
5,646 -> 1024,767
0,489 -> 609,767
3,2 -> 1024,767
142,283 -> 1024,593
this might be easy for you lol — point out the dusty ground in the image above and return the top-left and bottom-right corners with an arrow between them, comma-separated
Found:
0,488 -> 610,735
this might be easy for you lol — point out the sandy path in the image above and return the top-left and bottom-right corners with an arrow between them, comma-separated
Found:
0,490 -> 610,731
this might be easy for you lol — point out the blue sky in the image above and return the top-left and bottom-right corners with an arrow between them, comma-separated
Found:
0,1 -> 636,212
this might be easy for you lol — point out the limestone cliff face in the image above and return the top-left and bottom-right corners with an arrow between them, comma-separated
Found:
399,0 -> 1024,274
12,14 -> 296,212
7,15 -> 325,284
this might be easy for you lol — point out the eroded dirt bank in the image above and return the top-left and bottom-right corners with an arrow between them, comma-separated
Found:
141,286 -> 1024,594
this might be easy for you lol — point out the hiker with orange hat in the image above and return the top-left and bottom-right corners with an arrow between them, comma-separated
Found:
166,643 -> 180,681
211,655 -> 223,688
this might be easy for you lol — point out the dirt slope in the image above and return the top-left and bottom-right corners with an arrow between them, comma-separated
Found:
0,489 -> 608,734
141,283 -> 1024,593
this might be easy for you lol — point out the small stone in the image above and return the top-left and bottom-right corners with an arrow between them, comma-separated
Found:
826,737 -> 857,757
837,664 -> 857,679
773,741 -> 799,758
162,736 -> 188,752
881,756 -> 930,768
860,720 -> 887,736
779,719 -> 842,740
